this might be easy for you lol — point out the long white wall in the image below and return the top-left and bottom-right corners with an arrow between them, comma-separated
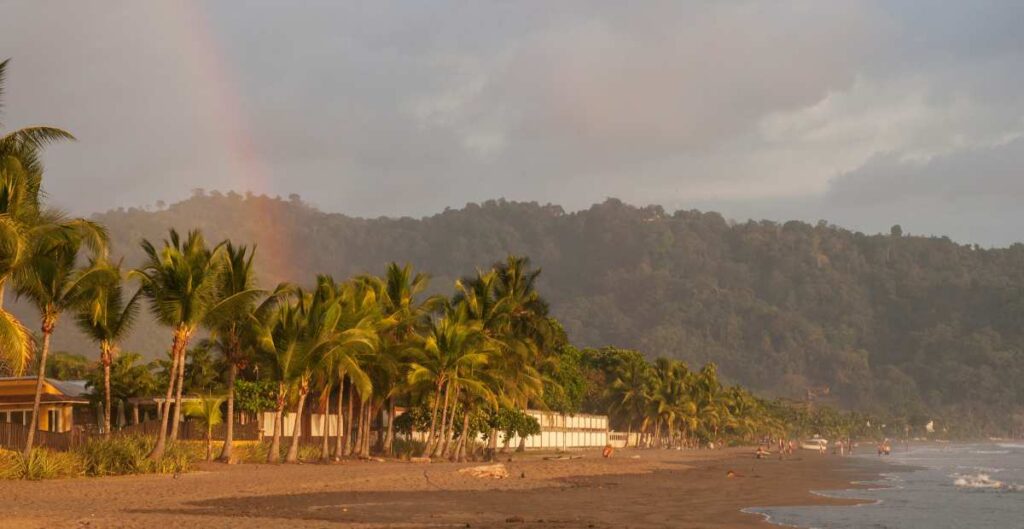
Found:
508,410 -> 609,450
259,412 -> 341,437
258,409 -> 612,451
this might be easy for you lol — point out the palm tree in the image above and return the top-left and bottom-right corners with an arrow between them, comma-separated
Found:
0,59 -> 76,375
16,232 -> 112,456
607,354 -> 653,447
75,260 -> 141,436
254,282 -> 375,463
317,277 -> 379,460
407,312 -> 490,457
204,243 -> 267,463
691,363 -> 727,445
184,395 -> 226,461
376,263 -> 442,455
90,352 -> 157,424
133,230 -> 260,459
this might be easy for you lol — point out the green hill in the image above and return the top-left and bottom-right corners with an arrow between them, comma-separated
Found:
16,191 -> 1024,432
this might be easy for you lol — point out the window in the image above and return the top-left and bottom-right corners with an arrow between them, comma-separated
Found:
48,409 -> 61,432
10,411 -> 25,425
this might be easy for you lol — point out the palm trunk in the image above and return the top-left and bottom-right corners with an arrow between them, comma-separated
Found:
102,343 -> 113,437
431,383 -> 452,457
354,396 -> 364,456
218,363 -> 237,463
343,382 -> 355,456
285,384 -> 308,463
169,344 -> 188,442
333,376 -> 345,460
383,397 -> 396,456
440,388 -> 459,458
357,400 -> 370,457
320,386 -> 331,462
455,410 -> 471,462
421,380 -> 443,457
267,383 -> 286,463
375,403 -> 385,452
485,427 -> 498,461
206,427 -> 213,461
366,402 -> 375,456
23,322 -> 54,458
148,334 -> 184,460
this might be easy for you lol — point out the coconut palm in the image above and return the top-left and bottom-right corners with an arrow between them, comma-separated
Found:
133,230 -> 261,459
75,260 -> 141,436
0,158 -> 34,375
253,281 -> 376,463
203,243 -> 276,463
694,363 -> 727,443
607,354 -> 653,446
16,232 -> 113,456
407,311 -> 491,457
184,395 -> 226,461
0,59 -> 76,375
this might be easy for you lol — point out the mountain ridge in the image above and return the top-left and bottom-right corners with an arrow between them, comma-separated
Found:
12,191 -> 1023,432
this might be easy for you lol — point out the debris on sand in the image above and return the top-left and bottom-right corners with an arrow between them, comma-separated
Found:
543,455 -> 584,461
409,457 -> 431,463
505,515 -> 525,523
458,463 -> 509,479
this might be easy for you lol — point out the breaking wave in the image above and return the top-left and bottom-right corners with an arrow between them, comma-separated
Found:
952,473 -> 1023,492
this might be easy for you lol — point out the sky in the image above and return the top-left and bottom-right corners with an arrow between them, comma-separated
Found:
2,1 -> 1023,245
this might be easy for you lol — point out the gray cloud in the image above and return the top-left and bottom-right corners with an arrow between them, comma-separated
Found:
1,1 -> 1023,244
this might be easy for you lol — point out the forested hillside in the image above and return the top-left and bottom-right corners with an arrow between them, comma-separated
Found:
21,191 -> 1024,432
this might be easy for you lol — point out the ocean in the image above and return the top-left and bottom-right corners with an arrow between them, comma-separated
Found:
747,442 -> 1024,529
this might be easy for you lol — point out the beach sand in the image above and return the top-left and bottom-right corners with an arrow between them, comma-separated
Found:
0,447 -> 885,528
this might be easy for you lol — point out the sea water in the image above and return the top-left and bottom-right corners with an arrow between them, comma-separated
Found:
747,442 -> 1024,529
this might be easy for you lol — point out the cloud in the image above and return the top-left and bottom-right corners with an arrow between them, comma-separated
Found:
1,1 -> 1023,244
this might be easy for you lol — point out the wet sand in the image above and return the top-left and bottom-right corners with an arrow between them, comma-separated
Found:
0,447 -> 886,528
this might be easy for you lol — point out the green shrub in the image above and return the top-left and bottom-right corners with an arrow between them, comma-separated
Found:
0,436 -> 200,480
235,440 -> 272,463
391,437 -> 426,459
298,443 -> 322,462
0,448 -> 84,480
77,435 -> 152,476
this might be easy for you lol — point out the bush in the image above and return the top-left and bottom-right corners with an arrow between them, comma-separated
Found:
0,448 -> 83,480
234,440 -> 272,463
391,438 -> 426,459
298,443 -> 322,462
0,436 -> 200,480
77,435 -> 152,476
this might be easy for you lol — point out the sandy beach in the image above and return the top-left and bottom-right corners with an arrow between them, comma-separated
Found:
0,447 -> 887,529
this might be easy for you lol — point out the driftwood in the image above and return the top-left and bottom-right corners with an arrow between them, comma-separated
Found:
457,463 -> 509,479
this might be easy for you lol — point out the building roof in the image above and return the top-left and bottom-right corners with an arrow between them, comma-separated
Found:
0,377 -> 92,406
0,393 -> 89,406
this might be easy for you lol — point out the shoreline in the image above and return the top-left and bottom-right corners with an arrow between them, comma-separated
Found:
1,447 -> 896,528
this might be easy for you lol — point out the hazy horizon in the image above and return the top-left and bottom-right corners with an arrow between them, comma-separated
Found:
3,1 -> 1024,246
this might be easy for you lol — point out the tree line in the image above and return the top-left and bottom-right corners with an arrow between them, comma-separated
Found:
79,190 -> 1024,436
